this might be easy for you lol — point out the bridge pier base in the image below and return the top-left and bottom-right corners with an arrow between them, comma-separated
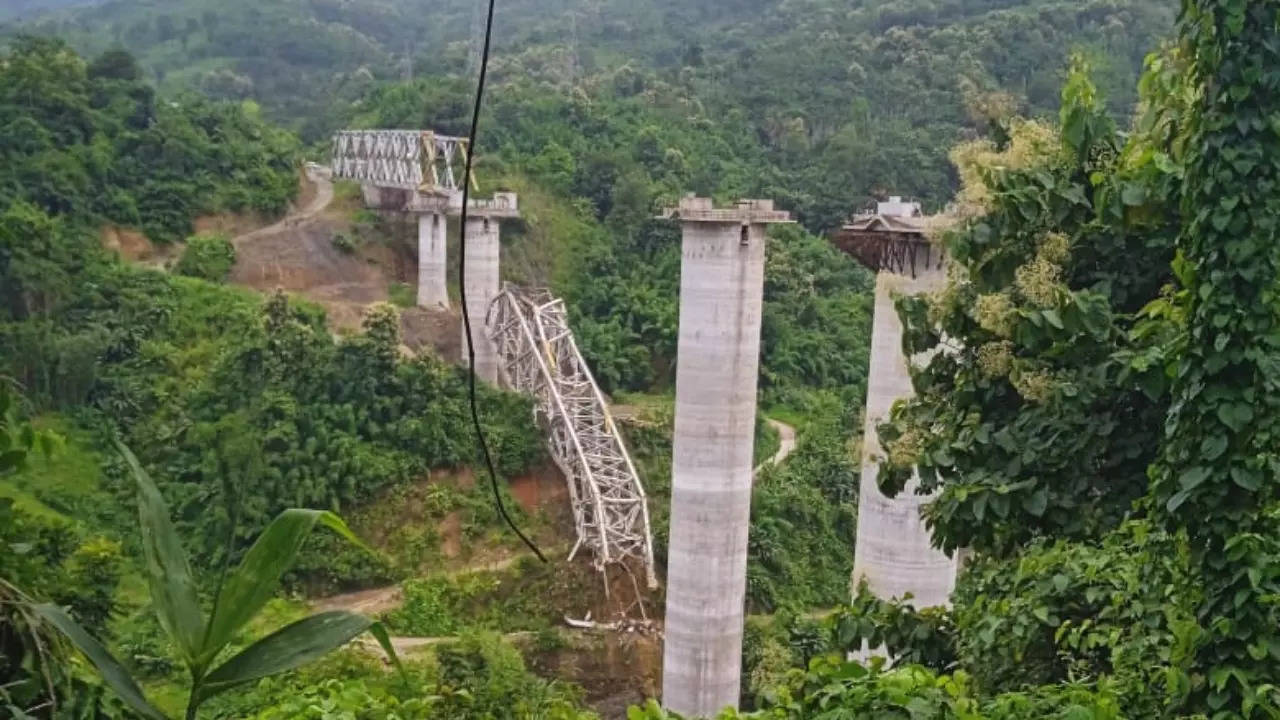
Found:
661,197 -> 792,718
360,184 -> 384,209
417,213 -> 449,309
461,215 -> 500,384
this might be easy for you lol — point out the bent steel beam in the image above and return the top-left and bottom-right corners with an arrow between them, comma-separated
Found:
487,286 -> 657,586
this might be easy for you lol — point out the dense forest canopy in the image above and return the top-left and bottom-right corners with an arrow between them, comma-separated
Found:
7,0 -> 1280,718
5,0 -> 1174,228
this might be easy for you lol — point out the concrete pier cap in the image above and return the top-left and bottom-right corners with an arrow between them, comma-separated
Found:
659,194 -> 791,718
660,194 -> 794,225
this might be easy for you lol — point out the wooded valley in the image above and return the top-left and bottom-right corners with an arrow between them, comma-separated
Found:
6,0 -> 1280,718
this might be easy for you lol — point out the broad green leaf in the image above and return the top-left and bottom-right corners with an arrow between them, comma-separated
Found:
115,439 -> 204,665
193,611 -> 376,706
1121,182 -> 1147,206
199,509 -> 369,668
1201,433 -> 1230,461
1166,489 -> 1192,513
1021,487 -> 1049,518
1178,466 -> 1211,491
366,620 -> 404,678
33,603 -> 168,720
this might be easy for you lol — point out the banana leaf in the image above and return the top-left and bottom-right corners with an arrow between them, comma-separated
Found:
198,509 -> 368,668
33,603 -> 168,720
116,439 -> 205,666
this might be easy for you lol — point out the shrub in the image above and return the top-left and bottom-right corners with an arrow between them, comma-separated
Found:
331,231 -> 358,254
949,522 -> 1196,714
174,234 -> 235,282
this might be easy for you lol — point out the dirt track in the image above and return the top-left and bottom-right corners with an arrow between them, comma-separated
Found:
228,168 -> 461,357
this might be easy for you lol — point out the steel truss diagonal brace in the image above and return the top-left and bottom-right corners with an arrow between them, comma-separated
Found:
331,129 -> 469,193
487,286 -> 657,587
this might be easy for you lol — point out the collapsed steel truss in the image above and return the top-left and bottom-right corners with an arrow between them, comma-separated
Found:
331,130 -> 468,193
488,286 -> 657,586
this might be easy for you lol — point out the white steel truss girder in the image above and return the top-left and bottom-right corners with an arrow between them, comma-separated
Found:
331,130 -> 468,193
488,286 -> 657,586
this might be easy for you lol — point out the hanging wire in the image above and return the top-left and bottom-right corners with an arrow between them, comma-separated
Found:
458,0 -> 547,563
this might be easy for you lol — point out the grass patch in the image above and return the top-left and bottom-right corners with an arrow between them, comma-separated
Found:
384,556 -> 599,637
388,281 -> 415,307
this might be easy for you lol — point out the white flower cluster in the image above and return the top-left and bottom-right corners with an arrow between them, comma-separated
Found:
977,341 -> 1015,379
974,292 -> 1017,338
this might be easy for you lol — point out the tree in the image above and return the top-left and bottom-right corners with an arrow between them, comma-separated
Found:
35,441 -> 401,719
0,380 -> 58,475
874,61 -> 1175,557
87,49 -> 142,83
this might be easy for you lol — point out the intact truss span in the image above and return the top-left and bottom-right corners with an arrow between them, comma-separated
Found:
488,286 -> 657,587
331,130 -> 469,193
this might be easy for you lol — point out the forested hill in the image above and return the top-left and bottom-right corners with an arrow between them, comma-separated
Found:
8,0 -> 1174,227
0,0 -> 99,22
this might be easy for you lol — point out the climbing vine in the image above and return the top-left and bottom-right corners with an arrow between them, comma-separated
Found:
1148,1 -> 1280,715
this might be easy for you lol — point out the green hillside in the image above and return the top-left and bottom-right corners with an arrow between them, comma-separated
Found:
10,2 -> 1277,719
9,0 -> 1173,227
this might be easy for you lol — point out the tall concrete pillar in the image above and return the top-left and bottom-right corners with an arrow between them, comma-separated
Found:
852,264 -> 959,608
417,213 -> 449,309
661,197 -> 792,717
460,215 -> 500,383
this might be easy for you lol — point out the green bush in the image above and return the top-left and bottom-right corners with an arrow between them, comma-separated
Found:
174,234 -> 235,282
55,536 -> 124,636
630,658 -> 1127,719
331,231 -> 358,254
384,559 -> 599,638
211,637 -> 595,720
950,521 -> 1196,710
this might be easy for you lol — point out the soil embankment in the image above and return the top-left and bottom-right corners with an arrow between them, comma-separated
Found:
228,167 -> 460,357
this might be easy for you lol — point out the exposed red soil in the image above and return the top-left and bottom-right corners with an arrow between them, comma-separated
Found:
509,463 -> 570,515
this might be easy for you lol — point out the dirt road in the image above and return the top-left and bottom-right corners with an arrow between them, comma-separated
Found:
232,165 -> 335,248
755,418 -> 798,474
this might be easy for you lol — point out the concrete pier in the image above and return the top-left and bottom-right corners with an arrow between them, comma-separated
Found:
360,184 -> 383,208
460,215 -> 500,383
417,213 -> 449,308
852,265 -> 959,608
661,197 -> 792,717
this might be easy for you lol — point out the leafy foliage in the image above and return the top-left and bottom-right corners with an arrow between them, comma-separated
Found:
1144,2 -> 1280,715
832,585 -> 957,672
629,659 -> 1127,719
949,522 -> 1197,715
206,635 -> 595,719
875,60 -> 1178,557
2,214 -> 544,567
747,400 -> 859,613
16,0 -> 1173,231
175,233 -> 236,282
38,440 -> 401,719
0,37 -> 298,244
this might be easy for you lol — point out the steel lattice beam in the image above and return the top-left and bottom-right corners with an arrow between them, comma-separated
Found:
488,286 -> 657,587
331,130 -> 468,193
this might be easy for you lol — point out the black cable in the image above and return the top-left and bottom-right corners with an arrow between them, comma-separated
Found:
458,0 -> 547,563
